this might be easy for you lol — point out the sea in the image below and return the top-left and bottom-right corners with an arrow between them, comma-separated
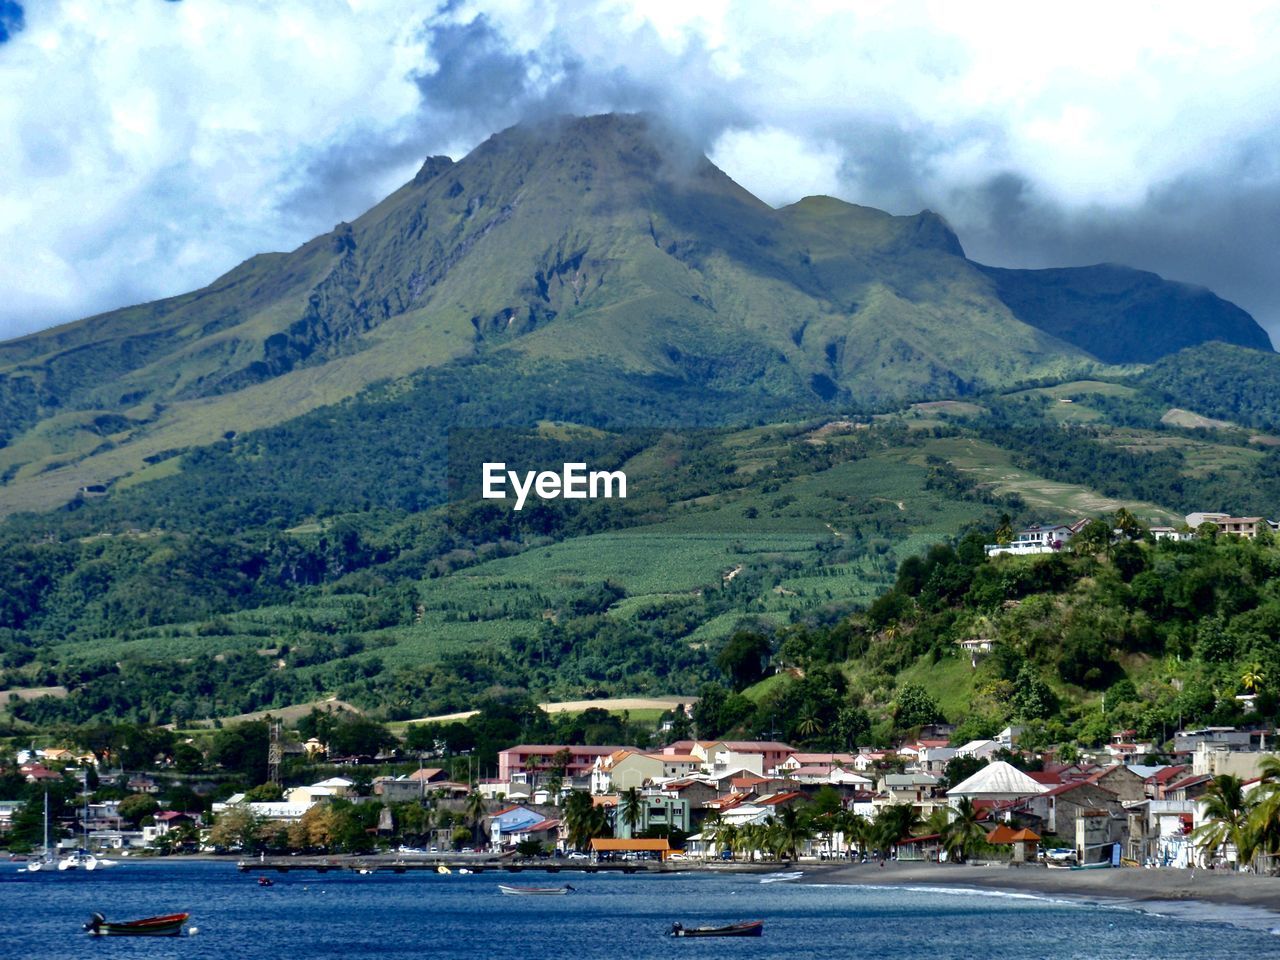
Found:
3,862 -> 1280,960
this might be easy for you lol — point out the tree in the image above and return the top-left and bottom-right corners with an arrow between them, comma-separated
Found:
464,789 -> 487,847
1010,665 -> 1059,721
942,797 -> 987,862
209,721 -> 269,782
893,684 -> 944,730
118,793 -> 160,827
716,630 -> 773,691
834,706 -> 871,750
1113,508 -> 1145,541
1072,518 -> 1113,556
208,806 -> 263,852
1242,664 -> 1265,695
994,514 -> 1014,546
1192,775 -> 1256,869
620,787 -> 644,838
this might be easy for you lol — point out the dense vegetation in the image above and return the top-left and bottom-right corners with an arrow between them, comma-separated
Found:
693,522 -> 1280,754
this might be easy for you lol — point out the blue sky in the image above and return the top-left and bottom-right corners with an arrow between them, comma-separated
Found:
1,0 -> 1279,344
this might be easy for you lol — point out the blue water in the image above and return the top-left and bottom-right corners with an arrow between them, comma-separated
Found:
2,862 -> 1279,960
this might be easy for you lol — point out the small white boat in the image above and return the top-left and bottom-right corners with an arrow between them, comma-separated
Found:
498,883 -> 575,895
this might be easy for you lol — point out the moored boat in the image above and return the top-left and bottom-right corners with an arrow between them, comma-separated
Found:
84,912 -> 190,937
497,883 -> 575,895
670,920 -> 764,938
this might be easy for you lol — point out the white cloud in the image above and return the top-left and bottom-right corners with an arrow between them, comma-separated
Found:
1,0 -> 1280,339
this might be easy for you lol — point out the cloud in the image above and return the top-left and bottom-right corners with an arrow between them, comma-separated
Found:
1,0 -> 1279,345
0,2 -> 22,44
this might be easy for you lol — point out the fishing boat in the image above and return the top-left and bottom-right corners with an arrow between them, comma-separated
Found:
257,876 -> 274,886
670,921 -> 764,938
497,883 -> 575,895
84,912 -> 190,937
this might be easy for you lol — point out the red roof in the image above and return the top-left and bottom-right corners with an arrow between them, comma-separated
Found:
757,791 -> 805,807
987,825 -> 1041,844
1026,772 -> 1063,786
1166,774 -> 1212,792
1147,765 -> 1190,785
1041,780 -> 1117,799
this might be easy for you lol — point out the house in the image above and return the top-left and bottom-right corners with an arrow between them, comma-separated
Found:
615,793 -> 690,838
211,795 -> 316,823
1144,764 -> 1190,800
656,778 -> 721,810
1165,774 -> 1213,803
498,745 -> 633,785
1083,764 -> 1147,803
877,773 -> 945,817
985,524 -> 1074,558
1126,799 -> 1195,867
947,761 -> 1046,807
142,810 -> 200,844
487,804 -> 552,846
664,740 -> 796,777
773,752 -> 857,776
1018,780 -> 1122,835
590,750 -> 703,794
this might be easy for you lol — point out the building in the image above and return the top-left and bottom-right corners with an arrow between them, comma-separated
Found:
589,750 -> 703,794
947,761 -> 1047,807
985,524 -> 1074,558
497,745 -> 632,785
1019,780 -> 1123,835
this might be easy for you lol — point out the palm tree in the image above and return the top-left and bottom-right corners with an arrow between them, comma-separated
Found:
699,810 -> 723,861
994,514 -> 1014,546
872,804 -> 920,858
714,822 -> 739,862
774,806 -> 812,861
1247,756 -> 1280,874
562,790 -> 595,852
943,798 -> 987,863
620,787 -> 644,838
1192,774 -> 1256,870
796,707 -> 824,741
1242,663 -> 1265,695
464,789 -> 487,848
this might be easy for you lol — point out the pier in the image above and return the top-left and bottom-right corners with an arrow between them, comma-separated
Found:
236,855 -> 672,875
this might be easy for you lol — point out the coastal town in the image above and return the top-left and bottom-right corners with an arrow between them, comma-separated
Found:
5,719 -> 1280,875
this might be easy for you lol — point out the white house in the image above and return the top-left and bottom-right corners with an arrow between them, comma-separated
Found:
985,524 -> 1074,557
947,761 -> 1047,807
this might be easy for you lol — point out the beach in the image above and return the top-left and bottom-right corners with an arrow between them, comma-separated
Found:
804,860 -> 1280,929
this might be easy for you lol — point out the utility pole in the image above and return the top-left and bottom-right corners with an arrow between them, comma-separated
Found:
268,720 -> 282,787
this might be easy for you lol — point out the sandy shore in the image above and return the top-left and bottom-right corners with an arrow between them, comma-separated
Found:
802,861 -> 1280,927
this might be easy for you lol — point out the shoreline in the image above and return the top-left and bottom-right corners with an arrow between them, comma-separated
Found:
800,861 -> 1280,931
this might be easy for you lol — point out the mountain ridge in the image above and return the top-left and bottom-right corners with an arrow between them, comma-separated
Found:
0,112 -> 1271,514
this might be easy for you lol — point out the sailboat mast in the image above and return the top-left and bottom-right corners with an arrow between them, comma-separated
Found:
42,788 -> 49,858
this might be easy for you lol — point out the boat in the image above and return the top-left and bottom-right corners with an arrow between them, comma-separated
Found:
497,883 -> 575,895
25,790 -> 55,873
437,864 -> 452,874
670,920 -> 764,938
84,912 -> 190,937
59,849 -> 99,871
257,876 -> 274,886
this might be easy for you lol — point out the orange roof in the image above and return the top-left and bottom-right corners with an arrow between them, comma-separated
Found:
986,825 -> 1041,844
590,838 -> 672,851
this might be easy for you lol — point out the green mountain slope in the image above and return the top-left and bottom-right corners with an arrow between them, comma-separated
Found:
0,114 -> 1269,514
